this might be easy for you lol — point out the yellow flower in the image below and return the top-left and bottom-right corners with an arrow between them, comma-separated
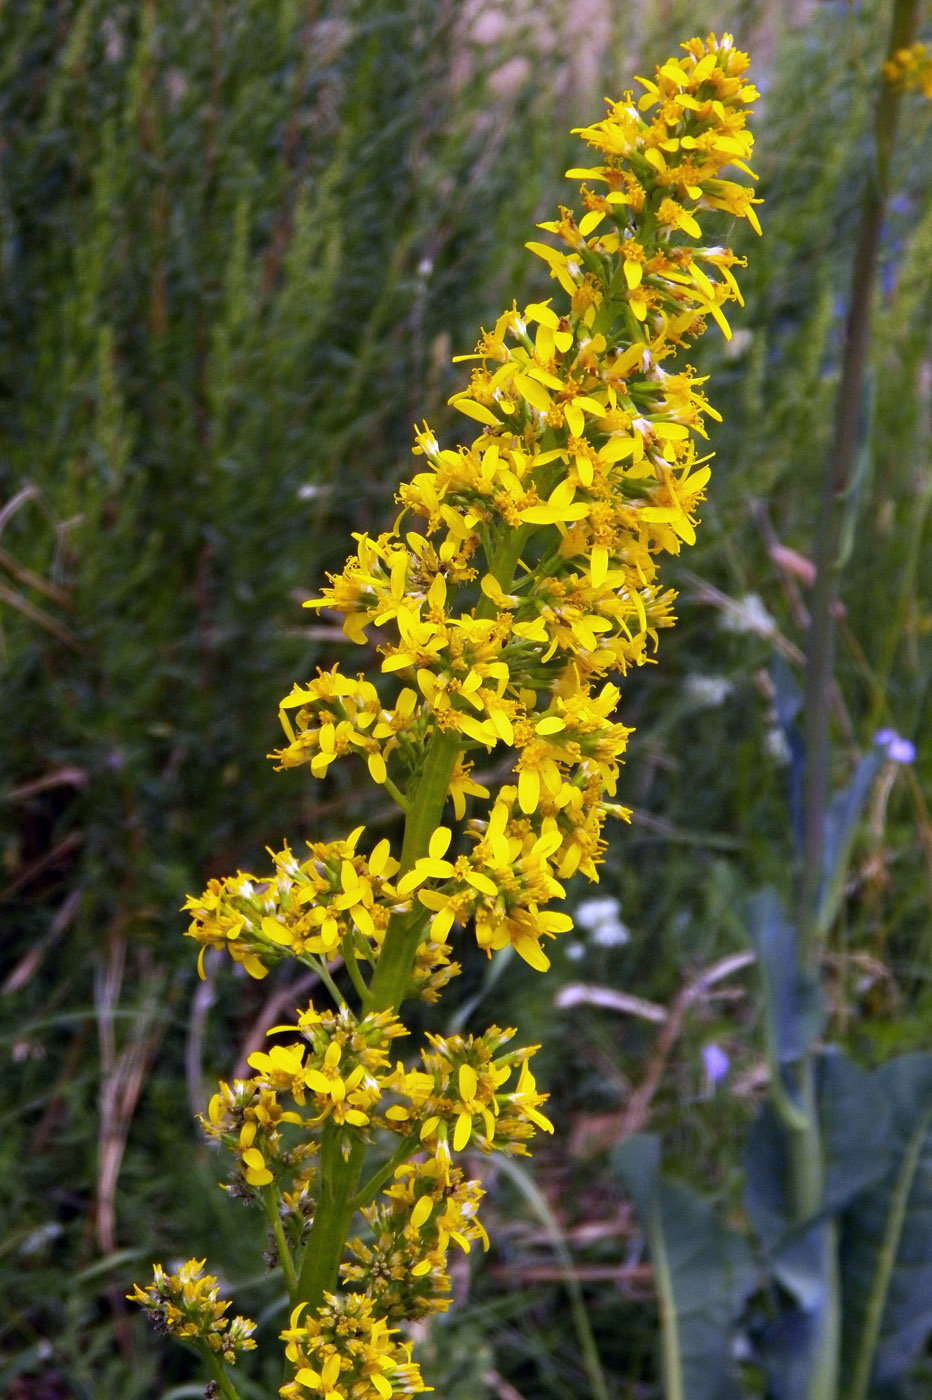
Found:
883,42 -> 932,98
128,1260 -> 257,1365
343,1163 -> 486,1321
384,1028 -> 552,1165
281,1293 -> 428,1399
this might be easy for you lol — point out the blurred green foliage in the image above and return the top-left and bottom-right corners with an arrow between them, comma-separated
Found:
1,1 -> 930,1397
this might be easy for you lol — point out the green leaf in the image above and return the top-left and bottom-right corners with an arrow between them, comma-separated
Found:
748,889 -> 824,1077
746,1051 -> 889,1251
815,747 -> 886,941
819,1049 -> 891,1216
747,1223 -> 837,1400
615,1135 -> 757,1400
743,1050 -> 891,1400
840,1053 -> 932,1400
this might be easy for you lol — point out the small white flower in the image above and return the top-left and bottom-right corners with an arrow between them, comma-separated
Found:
575,896 -> 630,948
720,592 -> 776,639
765,726 -> 791,765
684,674 -> 732,709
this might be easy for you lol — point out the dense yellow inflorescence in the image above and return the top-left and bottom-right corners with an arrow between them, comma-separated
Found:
133,33 -> 758,1400
128,1259 -> 257,1365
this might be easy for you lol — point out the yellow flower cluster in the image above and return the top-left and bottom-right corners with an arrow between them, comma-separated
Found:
135,35 -> 758,1400
127,1259 -> 256,1365
342,1163 -> 487,1321
182,828 -> 405,977
202,1075 -> 317,1193
182,32 -> 759,987
281,1292 -> 426,1400
883,41 -> 932,97
385,1026 -> 553,1169
201,1003 -> 551,1200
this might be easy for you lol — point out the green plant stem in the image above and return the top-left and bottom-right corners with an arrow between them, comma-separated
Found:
341,932 -> 372,1007
847,1094 -> 932,1400
382,773 -> 410,813
202,1346 -> 245,1400
784,1058 -> 824,1223
349,1130 -> 422,1213
306,954 -> 347,1009
368,725 -> 462,1012
295,1130 -> 368,1311
801,0 -> 920,962
475,522 -> 533,621
294,515 -> 537,1313
793,9 -> 919,1399
292,723 -> 462,1307
372,515 -> 535,1013
262,1189 -> 298,1302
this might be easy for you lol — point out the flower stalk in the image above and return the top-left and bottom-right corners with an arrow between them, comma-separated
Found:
788,11 -> 922,1399
801,0 -> 921,960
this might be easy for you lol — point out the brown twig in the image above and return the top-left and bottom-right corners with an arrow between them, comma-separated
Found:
0,581 -> 80,650
0,830 -> 83,899
620,952 -> 755,1139
2,887 -> 82,994
0,543 -> 71,607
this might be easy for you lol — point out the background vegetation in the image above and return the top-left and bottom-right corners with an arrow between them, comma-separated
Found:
1,1 -> 930,1397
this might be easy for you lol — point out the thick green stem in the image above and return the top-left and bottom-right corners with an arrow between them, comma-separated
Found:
475,523 -> 533,621
295,1131 -> 368,1310
784,1059 -> 823,1223
368,726 -> 462,1012
292,516 -> 534,1318
294,728 -> 462,1308
369,517 -> 535,1015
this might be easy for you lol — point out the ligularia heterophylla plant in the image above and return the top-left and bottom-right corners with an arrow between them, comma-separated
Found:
130,34 -> 759,1400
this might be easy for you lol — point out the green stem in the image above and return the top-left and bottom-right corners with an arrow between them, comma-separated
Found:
202,1345 -> 245,1400
262,1188 -> 298,1302
292,514 -> 534,1317
295,1129 -> 368,1311
340,932 -> 371,1009
475,522 -> 533,621
304,953 -> 347,1009
368,726 -> 462,1012
382,773 -> 410,813
801,0 -> 920,963
792,11 -> 918,1400
783,1058 -> 823,1223
348,1131 -> 422,1213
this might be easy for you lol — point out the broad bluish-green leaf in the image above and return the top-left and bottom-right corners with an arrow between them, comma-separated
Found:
744,1209 -> 840,1400
747,889 -> 824,1069
744,1051 -> 891,1400
615,1135 -> 757,1400
815,746 -> 886,941
840,1053 -> 932,1400
819,1048 -> 891,1216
